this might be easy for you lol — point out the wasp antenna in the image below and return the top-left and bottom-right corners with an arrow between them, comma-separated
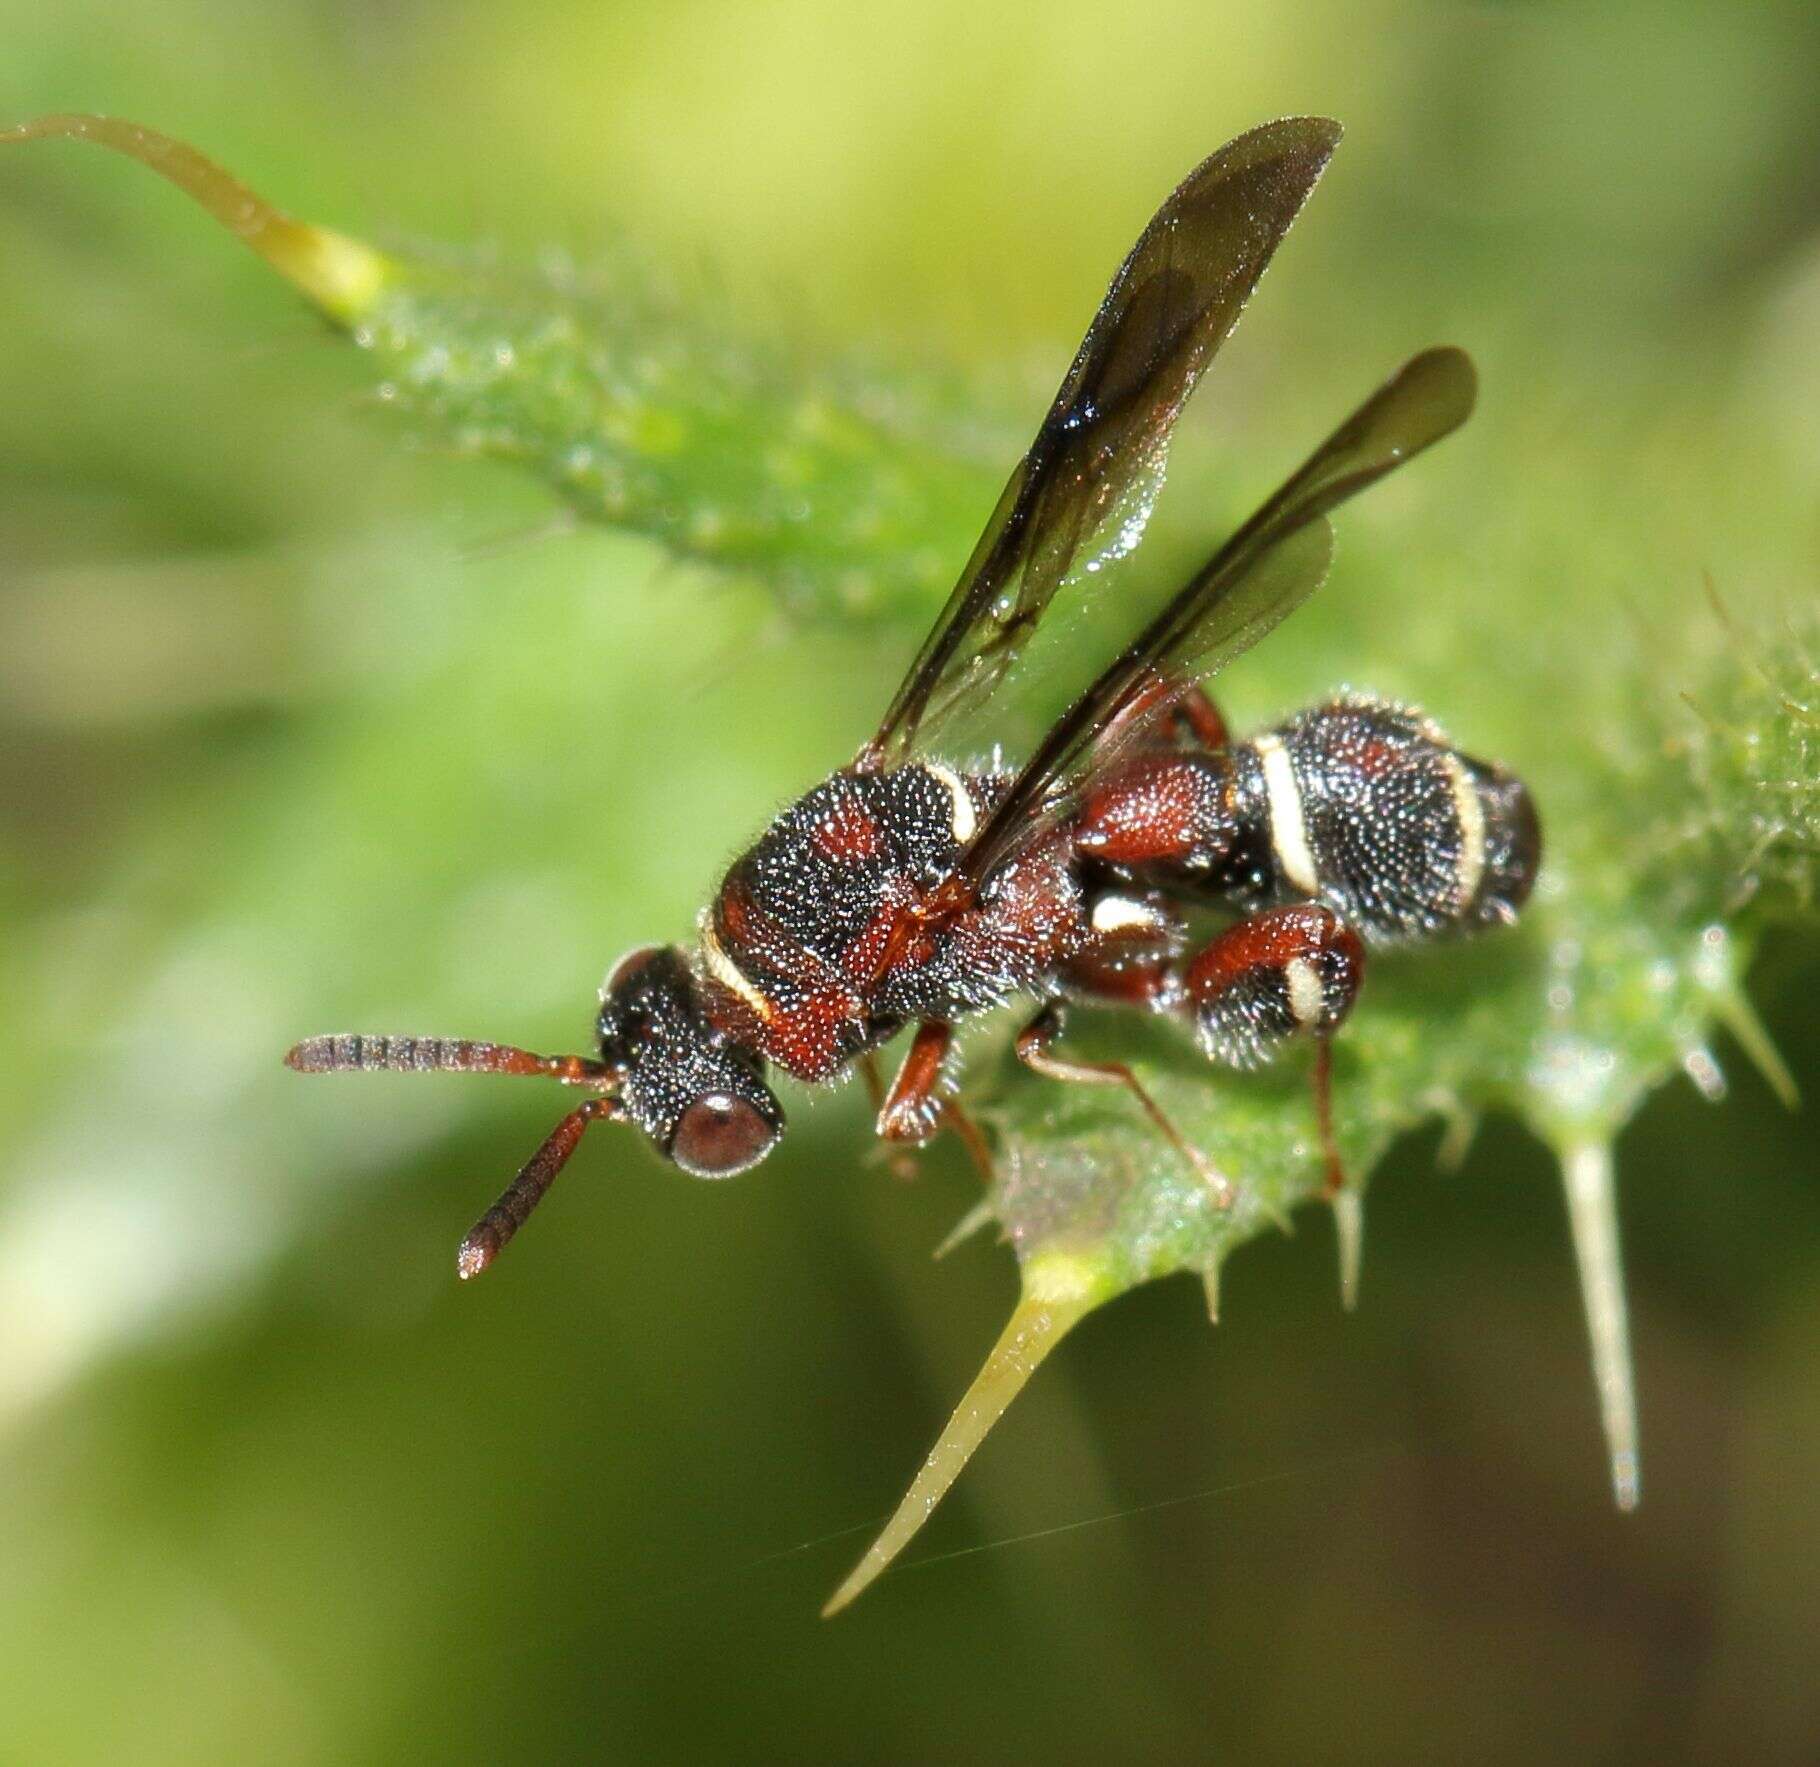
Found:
457,1098 -> 617,1279
284,1034 -> 612,1085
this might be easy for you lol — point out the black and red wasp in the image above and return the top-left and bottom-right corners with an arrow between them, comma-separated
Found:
287,117 -> 1539,1275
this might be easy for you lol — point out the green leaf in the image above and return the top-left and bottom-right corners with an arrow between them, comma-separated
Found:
7,114 -> 1812,1615
1,113 -> 1005,628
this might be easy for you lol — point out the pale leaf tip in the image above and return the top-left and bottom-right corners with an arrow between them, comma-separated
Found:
1558,1137 -> 1641,1516
1331,1187 -> 1363,1313
931,1197 -> 996,1262
822,1253 -> 1111,1615
0,112 -> 390,327
1612,1448 -> 1641,1514
1433,1101 -> 1480,1173
1200,1259 -> 1222,1325
1712,986 -> 1800,1111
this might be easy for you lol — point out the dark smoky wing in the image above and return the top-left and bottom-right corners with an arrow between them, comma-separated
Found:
955,346 -> 1479,890
859,116 -> 1343,769
948,519 -> 1336,893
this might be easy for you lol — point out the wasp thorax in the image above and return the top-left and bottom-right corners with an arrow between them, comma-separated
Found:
596,944 -> 782,1176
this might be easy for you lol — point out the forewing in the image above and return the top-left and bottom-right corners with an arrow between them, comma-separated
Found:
860,116 -> 1343,768
956,346 -> 1479,889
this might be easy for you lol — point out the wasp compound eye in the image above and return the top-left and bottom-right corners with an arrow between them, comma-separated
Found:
670,1092 -> 779,1177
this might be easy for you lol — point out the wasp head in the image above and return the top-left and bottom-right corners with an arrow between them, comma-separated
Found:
284,944 -> 783,1278
597,944 -> 784,1178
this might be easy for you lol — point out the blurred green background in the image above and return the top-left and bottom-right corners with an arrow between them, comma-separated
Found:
1,1 -> 1817,1761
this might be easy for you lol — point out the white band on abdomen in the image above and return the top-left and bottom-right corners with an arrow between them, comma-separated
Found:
1255,733 -> 1320,896
1442,753 -> 1486,913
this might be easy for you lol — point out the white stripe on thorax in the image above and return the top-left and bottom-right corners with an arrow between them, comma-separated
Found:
697,911 -> 774,1021
922,762 -> 977,843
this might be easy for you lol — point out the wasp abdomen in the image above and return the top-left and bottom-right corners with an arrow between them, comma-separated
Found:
1251,697 -> 1539,941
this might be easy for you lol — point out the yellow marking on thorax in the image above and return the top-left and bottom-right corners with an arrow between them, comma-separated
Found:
697,911 -> 775,1022
922,762 -> 978,843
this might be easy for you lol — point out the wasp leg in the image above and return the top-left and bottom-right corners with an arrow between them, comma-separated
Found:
941,1097 -> 997,1187
860,1052 -> 921,1181
868,1034 -> 997,1185
877,1020 -> 957,1146
1184,904 -> 1365,1197
858,1051 -> 889,1113
1015,1003 -> 1232,1208
1058,892 -> 1186,1008
1163,683 -> 1229,750
1312,1037 -> 1343,1199
1092,677 -> 1231,757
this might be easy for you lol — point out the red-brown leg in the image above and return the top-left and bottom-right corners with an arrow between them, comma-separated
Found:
1015,1004 -> 1232,1208
1164,683 -> 1229,750
1061,959 -> 1179,1009
1311,1036 -> 1344,1198
866,1036 -> 997,1184
878,1020 -> 957,1146
1058,932 -> 1184,1012
941,1097 -> 998,1187
858,1052 -> 890,1114
1093,675 -> 1230,755
860,1051 -> 920,1181
1184,905 -> 1364,1195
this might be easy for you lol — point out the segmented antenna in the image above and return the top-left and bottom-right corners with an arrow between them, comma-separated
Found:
457,1098 -> 617,1279
284,1032 -> 623,1276
284,1035 -> 610,1085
